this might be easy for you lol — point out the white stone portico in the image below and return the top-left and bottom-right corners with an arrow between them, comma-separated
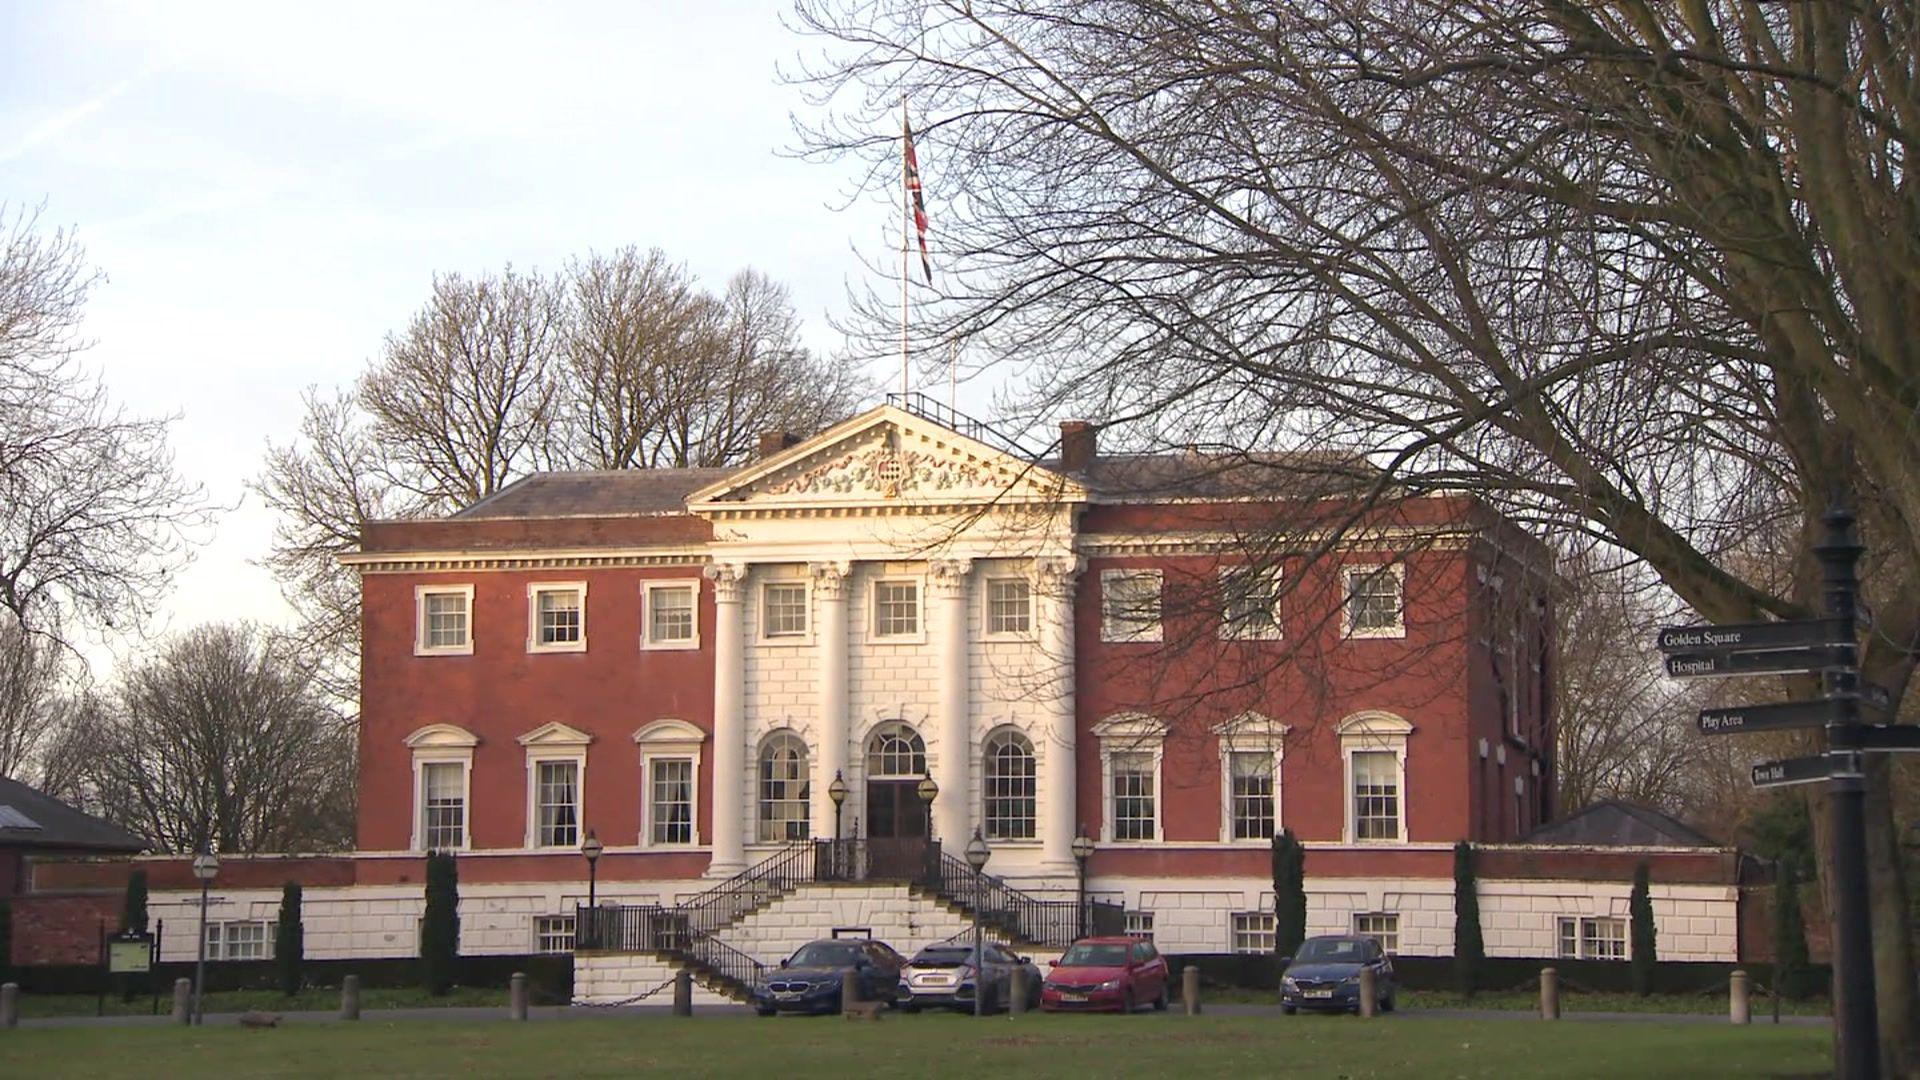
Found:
685,406 -> 1088,882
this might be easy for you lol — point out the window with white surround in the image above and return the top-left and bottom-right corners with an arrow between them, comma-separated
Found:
1558,916 -> 1626,960
406,724 -> 478,851
871,579 -> 920,638
757,732 -> 810,842
985,577 -> 1032,636
633,718 -> 704,848
1095,713 -> 1167,842
762,582 -> 809,639
650,758 -> 694,845
535,761 -> 580,847
526,582 -> 586,652
1214,712 -> 1288,843
518,722 -> 592,850
982,729 -> 1037,841
1338,712 -> 1412,843
866,723 -> 927,778
535,914 -> 576,954
1231,912 -> 1276,954
1220,566 -> 1283,640
1100,569 -> 1163,643
1353,912 -> 1400,954
205,920 -> 275,961
642,580 -> 699,649
415,585 -> 474,656
1125,911 -> 1155,938
1343,565 -> 1405,638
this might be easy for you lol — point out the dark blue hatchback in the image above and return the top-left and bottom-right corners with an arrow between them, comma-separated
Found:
1279,935 -> 1396,1014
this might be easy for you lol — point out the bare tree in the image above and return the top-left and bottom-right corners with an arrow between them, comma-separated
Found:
80,623 -> 355,854
0,615 -> 82,792
257,254 -> 866,691
0,206 -> 210,648
791,1 -> 1920,1065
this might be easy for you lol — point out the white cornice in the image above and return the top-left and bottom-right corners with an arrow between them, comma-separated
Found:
341,547 -> 711,573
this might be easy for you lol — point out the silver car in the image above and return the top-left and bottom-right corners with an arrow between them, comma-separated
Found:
898,942 -> 1042,1012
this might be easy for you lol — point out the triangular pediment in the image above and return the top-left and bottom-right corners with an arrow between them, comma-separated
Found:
687,405 -> 1086,512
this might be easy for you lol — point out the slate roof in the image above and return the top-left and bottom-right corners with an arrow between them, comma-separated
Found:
452,468 -> 734,520
1521,800 -> 1721,848
0,776 -> 149,853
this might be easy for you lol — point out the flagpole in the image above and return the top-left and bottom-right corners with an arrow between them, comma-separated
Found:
900,97 -> 910,400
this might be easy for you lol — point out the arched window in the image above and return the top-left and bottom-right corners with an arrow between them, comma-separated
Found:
982,729 -> 1036,840
757,732 -> 810,843
866,723 -> 926,778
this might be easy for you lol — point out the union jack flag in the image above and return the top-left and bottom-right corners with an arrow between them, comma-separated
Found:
904,113 -> 932,284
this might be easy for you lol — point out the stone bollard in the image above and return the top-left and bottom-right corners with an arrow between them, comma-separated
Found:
171,978 -> 192,1025
1182,964 -> 1201,1016
0,982 -> 18,1030
1008,971 -> 1028,1016
1730,969 -> 1751,1025
672,969 -> 692,1017
1358,966 -> 1377,1018
841,968 -> 861,1014
510,972 -> 529,1021
340,975 -> 361,1021
1539,968 -> 1560,1020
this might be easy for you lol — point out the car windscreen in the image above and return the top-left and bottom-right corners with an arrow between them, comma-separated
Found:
1294,938 -> 1365,963
1058,943 -> 1130,967
788,942 -> 864,967
909,948 -> 975,968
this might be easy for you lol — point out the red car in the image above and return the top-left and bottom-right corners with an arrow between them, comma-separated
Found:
1039,936 -> 1170,1012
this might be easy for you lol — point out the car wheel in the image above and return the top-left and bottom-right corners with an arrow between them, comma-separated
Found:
1153,984 -> 1169,1011
902,1001 -> 920,1014
1381,990 -> 1396,1014
1281,1004 -> 1297,1016
1122,989 -> 1136,1014
755,1007 -> 776,1017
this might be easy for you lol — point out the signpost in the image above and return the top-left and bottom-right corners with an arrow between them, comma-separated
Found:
1661,506 -> 1894,1079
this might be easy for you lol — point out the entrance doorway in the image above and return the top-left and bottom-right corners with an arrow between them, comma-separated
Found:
864,723 -> 932,879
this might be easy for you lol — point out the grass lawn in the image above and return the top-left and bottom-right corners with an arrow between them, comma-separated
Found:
1206,985 -> 1834,1017
16,986 -> 508,1019
0,1012 -> 1831,1078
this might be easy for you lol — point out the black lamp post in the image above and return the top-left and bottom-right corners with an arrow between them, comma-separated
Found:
190,850 -> 218,1026
1071,828 -> 1096,939
965,828 -> 991,1018
582,829 -> 604,908
828,771 -> 848,879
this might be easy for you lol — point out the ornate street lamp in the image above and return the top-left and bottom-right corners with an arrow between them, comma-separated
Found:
581,830 -> 604,907
190,850 -> 219,1026
964,828 -> 992,1018
828,771 -> 849,879
1071,828 -> 1096,939
916,773 -> 940,883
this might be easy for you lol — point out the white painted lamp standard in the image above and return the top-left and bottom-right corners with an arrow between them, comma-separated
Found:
1071,829 -> 1096,939
828,771 -> 848,878
190,851 -> 218,1025
964,828 -> 991,1018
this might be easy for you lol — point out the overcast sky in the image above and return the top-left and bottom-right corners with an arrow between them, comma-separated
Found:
2,1 -> 913,668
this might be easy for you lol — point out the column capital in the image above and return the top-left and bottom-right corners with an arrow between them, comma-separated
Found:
703,561 -> 748,603
1034,555 -> 1085,594
929,557 -> 974,599
809,560 -> 852,601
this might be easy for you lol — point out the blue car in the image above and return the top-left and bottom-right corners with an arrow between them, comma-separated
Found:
1279,935 -> 1396,1014
752,938 -> 906,1016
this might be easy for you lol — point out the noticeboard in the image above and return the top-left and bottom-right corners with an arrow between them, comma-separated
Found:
107,935 -> 152,974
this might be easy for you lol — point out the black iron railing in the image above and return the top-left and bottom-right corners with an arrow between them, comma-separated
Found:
671,841 -> 817,940
885,392 -> 1038,459
918,847 -> 1126,949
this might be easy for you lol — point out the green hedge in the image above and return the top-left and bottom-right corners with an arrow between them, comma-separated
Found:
3,953 -> 573,1004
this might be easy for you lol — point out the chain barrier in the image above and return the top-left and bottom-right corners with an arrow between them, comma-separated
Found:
569,975 -> 682,1009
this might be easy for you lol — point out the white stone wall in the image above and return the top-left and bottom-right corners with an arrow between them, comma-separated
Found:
744,563 -> 821,744
1477,878 -> 1737,962
713,882 -> 1060,965
574,952 -> 741,1006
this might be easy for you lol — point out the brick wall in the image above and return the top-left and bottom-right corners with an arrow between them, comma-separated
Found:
11,893 -> 120,966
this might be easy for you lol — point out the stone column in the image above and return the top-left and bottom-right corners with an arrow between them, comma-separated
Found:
811,561 -> 852,838
930,558 -> 974,847
1036,556 -> 1083,875
705,562 -> 749,877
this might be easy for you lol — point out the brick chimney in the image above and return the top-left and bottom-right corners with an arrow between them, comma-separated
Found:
1059,421 -> 1098,472
758,430 -> 803,459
